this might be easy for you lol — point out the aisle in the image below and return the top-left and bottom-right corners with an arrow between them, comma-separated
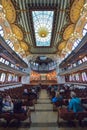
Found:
30,90 -> 87,130
30,89 -> 58,130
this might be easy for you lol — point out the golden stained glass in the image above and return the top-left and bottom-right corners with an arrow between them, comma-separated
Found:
70,0 -> 84,23
20,41 -> 28,51
63,24 -> 75,40
58,41 -> 66,51
2,0 -> 16,23
11,24 -> 23,41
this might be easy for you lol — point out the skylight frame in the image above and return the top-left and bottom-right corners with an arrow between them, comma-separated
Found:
32,10 -> 54,47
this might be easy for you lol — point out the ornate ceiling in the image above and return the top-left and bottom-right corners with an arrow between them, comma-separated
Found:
2,0 -> 74,54
0,0 -> 87,62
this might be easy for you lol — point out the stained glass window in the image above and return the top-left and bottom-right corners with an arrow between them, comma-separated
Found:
0,73 -> 6,82
72,39 -> 81,50
0,25 -> 4,37
32,11 -> 54,46
6,40 -> 14,50
83,23 -> 87,36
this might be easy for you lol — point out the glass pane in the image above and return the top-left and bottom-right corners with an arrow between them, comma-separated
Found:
0,25 -> 4,37
84,23 -> 87,29
83,29 -> 87,36
0,73 -> 6,82
32,11 -> 54,46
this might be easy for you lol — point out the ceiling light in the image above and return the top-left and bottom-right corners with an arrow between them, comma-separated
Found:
38,27 -> 49,38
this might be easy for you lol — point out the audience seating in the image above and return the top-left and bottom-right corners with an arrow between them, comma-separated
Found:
57,108 -> 75,127
0,108 -> 31,125
0,85 -> 40,111
57,107 -> 87,127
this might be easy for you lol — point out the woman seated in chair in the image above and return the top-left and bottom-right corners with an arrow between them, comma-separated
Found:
14,97 -> 26,113
2,95 -> 14,113
68,91 -> 84,113
14,97 -> 31,123
52,91 -> 63,103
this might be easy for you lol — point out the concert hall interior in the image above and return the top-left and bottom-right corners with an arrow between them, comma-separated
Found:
0,0 -> 87,130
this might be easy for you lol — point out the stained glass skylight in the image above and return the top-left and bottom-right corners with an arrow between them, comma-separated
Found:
32,11 -> 54,46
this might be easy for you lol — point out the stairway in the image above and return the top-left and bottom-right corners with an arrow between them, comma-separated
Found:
30,89 -> 58,130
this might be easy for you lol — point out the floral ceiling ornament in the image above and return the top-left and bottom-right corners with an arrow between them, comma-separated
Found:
20,41 -> 29,51
1,0 -> 16,23
60,0 -> 85,60
13,41 -> 21,52
74,12 -> 87,39
70,0 -> 84,23
58,41 -> 67,51
0,8 -> 12,39
11,24 -> 23,41
63,24 -> 75,40
1,1 -> 30,58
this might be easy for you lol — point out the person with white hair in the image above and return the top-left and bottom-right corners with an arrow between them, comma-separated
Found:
23,88 -> 29,96
68,91 -> 84,113
2,95 -> 13,112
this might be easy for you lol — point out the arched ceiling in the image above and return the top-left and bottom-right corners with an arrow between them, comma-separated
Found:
2,0 -> 74,54
0,0 -> 87,63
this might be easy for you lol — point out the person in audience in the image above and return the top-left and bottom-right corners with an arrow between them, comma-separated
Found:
68,91 -> 84,113
14,97 -> 26,113
60,87 -> 65,93
54,85 -> 58,91
38,83 -> 41,91
52,91 -> 63,103
2,95 -> 14,112
13,97 -> 31,123
32,88 -> 36,94
47,84 -> 52,94
30,88 -> 37,100
23,88 -> 29,96
23,88 -> 37,101
50,87 -> 55,99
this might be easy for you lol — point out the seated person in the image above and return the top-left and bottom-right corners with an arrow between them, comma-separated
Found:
51,88 -> 55,99
14,97 -> 26,113
27,89 -> 37,101
60,87 -> 65,93
23,89 -> 29,96
68,91 -> 84,113
2,95 -> 14,112
23,88 -> 37,101
52,91 -> 63,103
32,88 -> 36,93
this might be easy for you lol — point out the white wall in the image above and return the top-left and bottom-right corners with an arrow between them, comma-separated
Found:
56,66 -> 65,84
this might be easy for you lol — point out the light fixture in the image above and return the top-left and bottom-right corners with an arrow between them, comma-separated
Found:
38,27 -> 49,38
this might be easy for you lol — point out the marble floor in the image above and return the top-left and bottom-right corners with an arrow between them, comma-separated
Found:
0,89 -> 87,130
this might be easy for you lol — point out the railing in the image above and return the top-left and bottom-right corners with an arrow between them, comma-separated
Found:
59,61 -> 87,75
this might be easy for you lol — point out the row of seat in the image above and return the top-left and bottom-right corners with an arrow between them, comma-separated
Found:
0,85 -> 41,126
47,85 -> 87,127
0,107 -> 31,126
57,107 -> 87,127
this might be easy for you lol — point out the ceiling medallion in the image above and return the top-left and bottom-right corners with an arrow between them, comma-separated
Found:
38,27 -> 49,38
